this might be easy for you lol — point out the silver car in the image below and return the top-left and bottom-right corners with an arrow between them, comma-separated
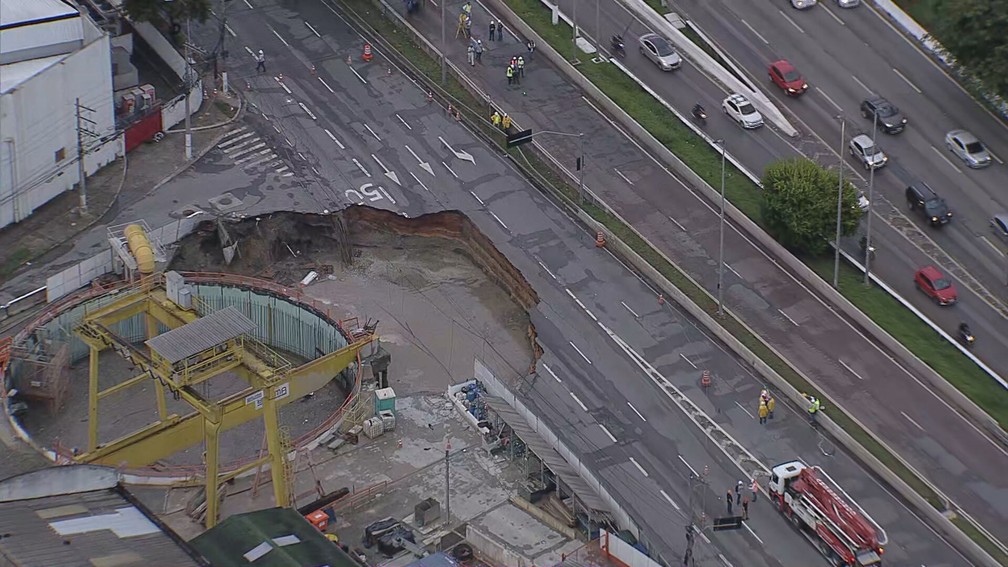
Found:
849,134 -> 887,170
945,130 -> 992,168
639,33 -> 682,71
836,0 -> 859,7
992,214 -> 1008,244
722,93 -> 764,129
791,0 -> 817,8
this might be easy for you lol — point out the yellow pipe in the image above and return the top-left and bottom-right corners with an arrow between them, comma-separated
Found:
124,224 -> 155,274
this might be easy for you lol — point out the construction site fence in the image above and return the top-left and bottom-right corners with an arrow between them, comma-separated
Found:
4,271 -> 370,480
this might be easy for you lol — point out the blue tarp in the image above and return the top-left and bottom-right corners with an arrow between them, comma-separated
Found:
403,552 -> 459,567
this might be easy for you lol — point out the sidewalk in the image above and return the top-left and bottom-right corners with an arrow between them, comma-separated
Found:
0,92 -> 241,292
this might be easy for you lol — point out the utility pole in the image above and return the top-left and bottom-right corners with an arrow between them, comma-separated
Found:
863,108 -> 878,286
684,465 -> 709,567
184,18 -> 193,160
75,98 -> 98,213
440,0 -> 447,84
833,115 -> 845,289
220,0 -> 229,94
577,133 -> 585,204
444,440 -> 451,527
715,139 -> 726,316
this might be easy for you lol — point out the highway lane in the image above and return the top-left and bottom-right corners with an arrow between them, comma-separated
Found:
400,0 -> 1008,543
191,0 -> 976,563
551,0 -> 1008,396
673,0 -> 1008,349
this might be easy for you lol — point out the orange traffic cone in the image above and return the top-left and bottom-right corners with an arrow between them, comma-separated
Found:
701,370 -> 712,389
277,72 -> 284,82
346,54 -> 352,65
362,42 -> 373,62
310,64 -> 316,75
595,231 -> 606,248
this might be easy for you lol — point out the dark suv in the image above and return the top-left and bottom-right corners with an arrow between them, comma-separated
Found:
861,97 -> 907,134
906,182 -> 952,227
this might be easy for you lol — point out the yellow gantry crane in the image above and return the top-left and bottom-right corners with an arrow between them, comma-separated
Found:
72,277 -> 375,527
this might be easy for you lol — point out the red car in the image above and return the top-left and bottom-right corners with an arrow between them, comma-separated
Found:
768,60 -> 809,96
914,266 -> 957,305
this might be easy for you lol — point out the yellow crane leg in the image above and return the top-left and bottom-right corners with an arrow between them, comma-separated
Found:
205,418 -> 222,528
146,313 -> 168,420
88,346 -> 100,452
262,393 -> 289,508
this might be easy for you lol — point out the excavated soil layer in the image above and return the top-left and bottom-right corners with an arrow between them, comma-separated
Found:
25,208 -> 540,468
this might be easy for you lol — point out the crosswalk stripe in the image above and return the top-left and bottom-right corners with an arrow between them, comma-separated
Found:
274,165 -> 289,173
236,148 -> 273,166
241,151 -> 278,168
218,127 -> 252,145
223,137 -> 259,155
217,126 -> 247,144
230,142 -> 266,160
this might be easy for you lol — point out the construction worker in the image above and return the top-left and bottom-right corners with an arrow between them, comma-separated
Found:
760,388 -> 770,405
804,393 -> 821,424
741,495 -> 750,520
750,478 -> 759,502
505,65 -> 514,85
517,55 -> 525,78
735,480 -> 743,505
464,14 -> 472,38
475,39 -> 484,63
496,22 -> 503,41
767,396 -> 776,419
758,400 -> 768,425
527,39 -> 536,56
489,20 -> 496,41
462,1 -> 472,16
467,43 -> 475,66
726,489 -> 733,515
491,110 -> 501,128
502,113 -> 511,131
255,49 -> 266,73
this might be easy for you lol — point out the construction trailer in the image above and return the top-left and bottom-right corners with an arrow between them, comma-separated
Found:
768,460 -> 888,567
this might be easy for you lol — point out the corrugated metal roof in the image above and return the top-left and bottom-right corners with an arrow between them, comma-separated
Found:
190,507 -> 360,567
146,306 -> 257,364
482,395 -> 611,513
0,0 -> 78,28
0,54 -> 64,94
0,486 -> 207,567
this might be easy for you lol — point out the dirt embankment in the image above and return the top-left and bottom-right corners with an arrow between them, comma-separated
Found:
168,207 -> 544,371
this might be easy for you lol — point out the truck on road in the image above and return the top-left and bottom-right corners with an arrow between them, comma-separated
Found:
769,460 -> 888,566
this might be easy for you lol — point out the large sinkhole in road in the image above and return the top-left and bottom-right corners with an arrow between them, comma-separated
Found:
24,208 -> 540,465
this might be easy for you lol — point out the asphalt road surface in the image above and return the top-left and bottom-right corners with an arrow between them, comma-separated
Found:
183,0 -> 973,563
394,0 -> 1008,545
547,0 -> 1008,404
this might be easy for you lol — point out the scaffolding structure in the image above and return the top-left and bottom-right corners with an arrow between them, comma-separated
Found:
10,338 -> 70,414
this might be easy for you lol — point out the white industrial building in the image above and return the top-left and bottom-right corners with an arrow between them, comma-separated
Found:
0,0 -> 119,229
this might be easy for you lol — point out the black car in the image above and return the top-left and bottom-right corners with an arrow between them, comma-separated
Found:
861,97 -> 907,134
906,182 -> 952,227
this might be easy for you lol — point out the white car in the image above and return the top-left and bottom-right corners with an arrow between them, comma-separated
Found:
791,0 -> 817,8
848,134 -> 887,170
722,94 -> 764,129
836,0 -> 860,7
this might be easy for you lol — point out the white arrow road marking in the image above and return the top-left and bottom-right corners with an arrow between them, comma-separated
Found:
438,136 -> 475,164
371,154 -> 401,186
405,145 -> 435,177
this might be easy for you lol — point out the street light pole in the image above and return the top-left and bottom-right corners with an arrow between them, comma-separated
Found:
578,133 -> 586,204
864,108 -> 878,286
440,0 -> 447,84
184,18 -> 193,160
833,115 -> 845,289
716,139 -> 726,316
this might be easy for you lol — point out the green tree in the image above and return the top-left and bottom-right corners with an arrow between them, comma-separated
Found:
930,0 -> 1008,97
123,0 -> 211,26
761,158 -> 861,256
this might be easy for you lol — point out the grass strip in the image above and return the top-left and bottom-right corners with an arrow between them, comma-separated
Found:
334,0 -> 1006,561
507,0 -> 1007,429
0,248 -> 32,281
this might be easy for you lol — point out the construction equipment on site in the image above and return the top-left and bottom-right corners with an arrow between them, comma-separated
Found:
768,460 -> 888,566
